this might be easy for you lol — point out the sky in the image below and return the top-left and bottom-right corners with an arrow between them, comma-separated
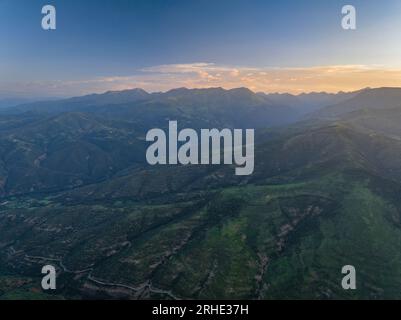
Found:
1,0 -> 401,97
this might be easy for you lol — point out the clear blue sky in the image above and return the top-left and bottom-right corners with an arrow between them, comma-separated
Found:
1,0 -> 401,97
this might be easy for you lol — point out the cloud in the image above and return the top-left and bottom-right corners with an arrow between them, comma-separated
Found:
3,63 -> 401,97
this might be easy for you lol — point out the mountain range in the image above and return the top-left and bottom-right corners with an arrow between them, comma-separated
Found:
1,86 -> 401,299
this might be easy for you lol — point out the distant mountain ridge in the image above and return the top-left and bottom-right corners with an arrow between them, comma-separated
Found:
311,87 -> 401,119
259,89 -> 364,114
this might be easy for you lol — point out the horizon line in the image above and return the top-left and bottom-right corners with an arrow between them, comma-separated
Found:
10,86 -> 401,104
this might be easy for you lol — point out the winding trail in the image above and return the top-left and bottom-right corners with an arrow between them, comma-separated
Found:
23,253 -> 180,300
